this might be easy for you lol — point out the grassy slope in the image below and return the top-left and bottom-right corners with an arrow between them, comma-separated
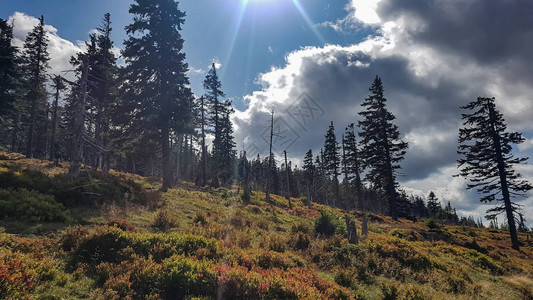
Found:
0,156 -> 532,300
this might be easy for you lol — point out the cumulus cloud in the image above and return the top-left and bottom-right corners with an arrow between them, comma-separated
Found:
9,12 -> 83,78
233,0 -> 533,223
8,12 -> 124,79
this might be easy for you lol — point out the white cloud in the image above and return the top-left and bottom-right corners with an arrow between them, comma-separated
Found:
212,59 -> 222,70
233,0 -> 533,225
9,12 -> 82,78
188,66 -> 205,75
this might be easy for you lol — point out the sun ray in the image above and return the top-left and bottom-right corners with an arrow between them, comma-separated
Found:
222,0 -> 250,78
290,0 -> 326,44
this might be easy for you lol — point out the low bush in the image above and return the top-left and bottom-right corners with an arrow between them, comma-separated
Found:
0,168 -> 162,208
95,255 -> 218,299
106,219 -> 137,232
293,233 -> 311,250
0,188 -> 71,222
193,212 -> 208,226
219,265 -> 353,300
62,226 -> 218,266
152,210 -> 178,231
0,251 -> 39,299
466,249 -> 501,274
425,218 -> 442,230
314,211 -> 346,237
334,269 -> 356,289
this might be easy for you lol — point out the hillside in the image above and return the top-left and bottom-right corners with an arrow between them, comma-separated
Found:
1,155 -> 532,300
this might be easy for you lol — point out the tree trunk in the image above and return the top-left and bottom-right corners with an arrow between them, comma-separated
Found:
345,215 -> 358,244
49,87 -> 60,161
69,57 -> 89,178
266,110 -> 274,203
488,103 -> 520,250
161,122 -> 172,192
200,96 -> 207,186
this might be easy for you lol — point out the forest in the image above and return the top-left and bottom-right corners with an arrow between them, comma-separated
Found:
1,0 -> 533,299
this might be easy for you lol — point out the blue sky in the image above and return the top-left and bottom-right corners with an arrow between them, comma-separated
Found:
0,0 -> 371,110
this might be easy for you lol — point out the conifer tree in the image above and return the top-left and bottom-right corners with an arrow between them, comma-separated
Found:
22,15 -> 50,158
427,191 -> 440,218
92,13 -> 117,170
343,123 -> 363,209
0,18 -> 20,121
121,0 -> 194,191
303,149 -> 315,205
324,121 -> 340,207
358,76 -> 408,219
49,75 -> 65,161
203,63 -> 234,187
457,97 -> 532,250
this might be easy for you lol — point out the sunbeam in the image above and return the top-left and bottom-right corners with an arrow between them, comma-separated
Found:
290,0 -> 326,44
222,0 -> 250,78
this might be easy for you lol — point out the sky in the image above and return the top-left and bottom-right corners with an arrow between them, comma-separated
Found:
1,0 -> 533,226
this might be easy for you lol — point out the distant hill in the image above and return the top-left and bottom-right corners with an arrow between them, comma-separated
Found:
1,154 -> 532,299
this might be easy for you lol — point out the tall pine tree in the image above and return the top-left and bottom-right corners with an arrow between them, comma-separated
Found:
358,76 -> 408,219
92,13 -> 117,170
203,62 -> 234,187
324,121 -> 340,207
303,149 -> 315,206
22,15 -> 50,158
457,97 -> 532,250
343,123 -> 363,209
0,18 -> 20,121
427,191 -> 440,218
121,0 -> 194,191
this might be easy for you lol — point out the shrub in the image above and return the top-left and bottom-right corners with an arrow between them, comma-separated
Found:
382,283 -> 400,300
291,221 -> 314,234
0,168 -> 162,208
268,235 -> 287,253
334,269 -> 356,289
218,265 -> 353,299
94,255 -> 218,299
0,188 -> 71,222
425,218 -> 442,230
314,211 -> 346,237
293,234 -> 311,250
152,210 -> 178,231
106,219 -> 137,232
60,226 -> 90,251
65,226 -> 218,266
156,255 -> 218,299
0,252 -> 39,299
193,212 -> 208,226
466,250 -> 501,274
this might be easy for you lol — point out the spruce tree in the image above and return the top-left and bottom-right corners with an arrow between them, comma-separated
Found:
303,149 -> 315,205
22,15 -> 50,158
92,13 -> 117,170
343,123 -> 363,209
203,62 -> 233,187
358,76 -> 408,219
122,0 -> 194,191
0,18 -> 20,120
457,96 -> 532,250
49,75 -> 65,161
324,121 -> 340,207
426,191 -> 440,218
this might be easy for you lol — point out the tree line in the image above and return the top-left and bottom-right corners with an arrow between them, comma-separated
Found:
0,1 -> 235,192
0,0 -> 530,250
